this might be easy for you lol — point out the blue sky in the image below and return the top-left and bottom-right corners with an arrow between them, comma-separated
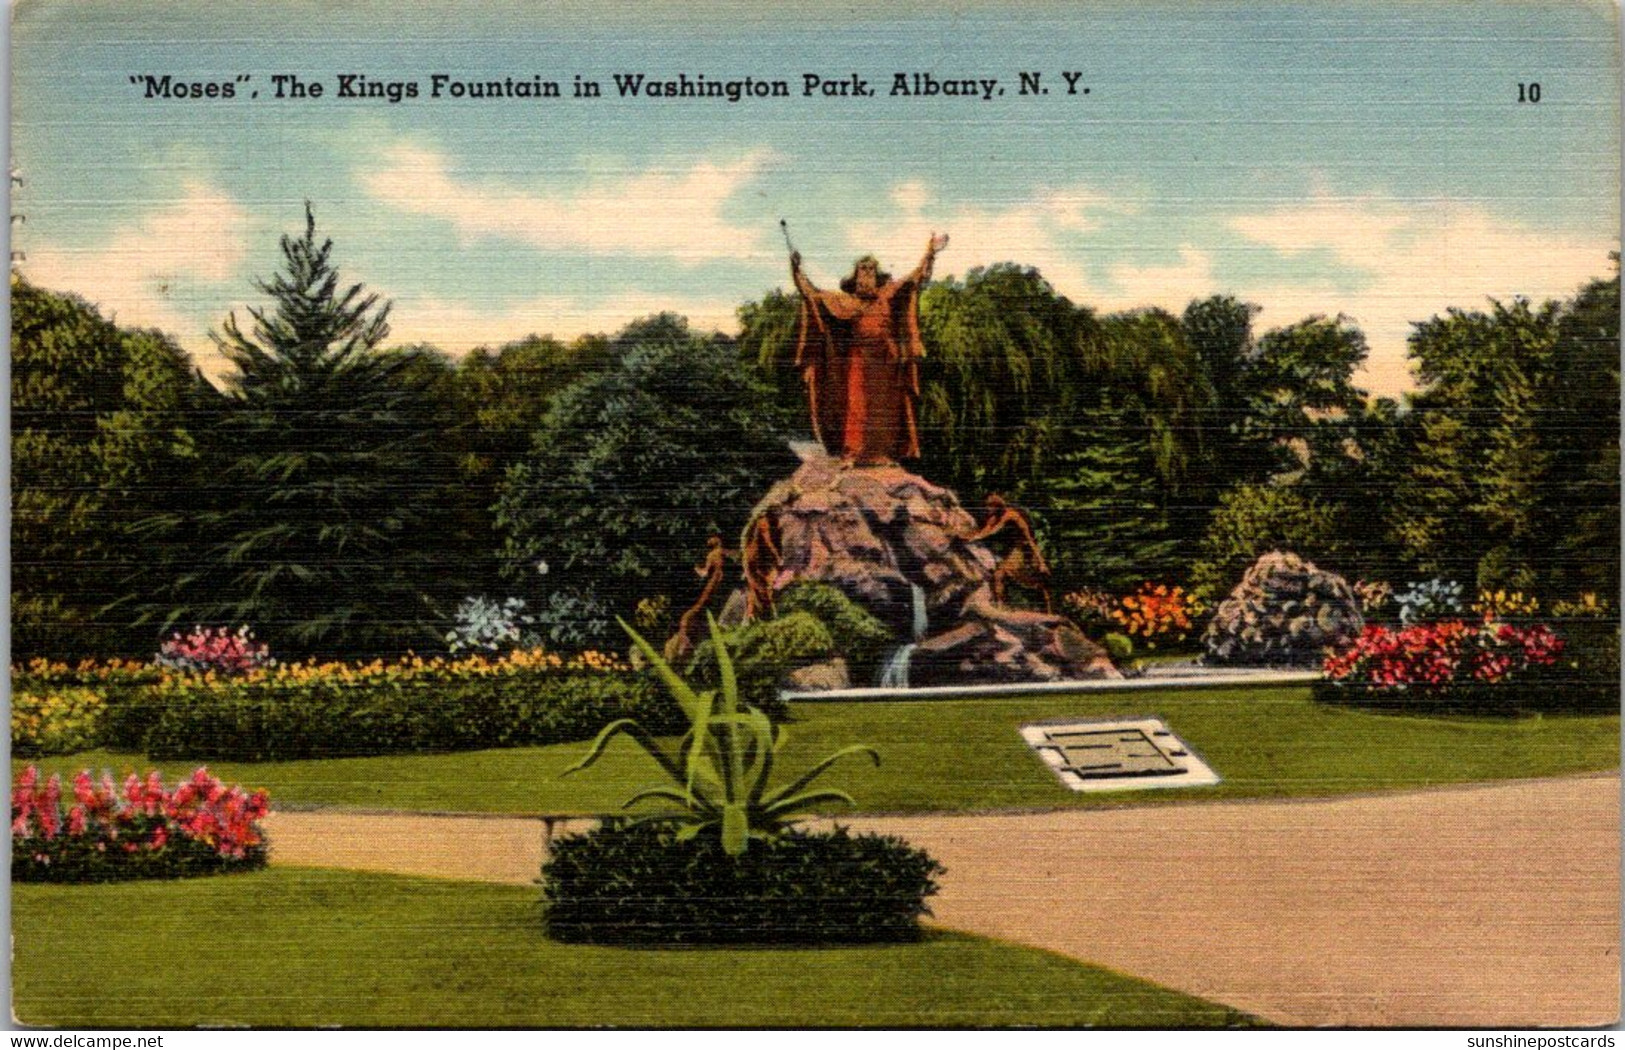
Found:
13,0 -> 1620,395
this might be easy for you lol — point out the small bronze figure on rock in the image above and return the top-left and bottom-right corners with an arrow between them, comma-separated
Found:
964,494 -> 1053,614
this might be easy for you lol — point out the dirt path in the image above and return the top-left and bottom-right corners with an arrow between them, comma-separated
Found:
265,811 -> 592,885
262,775 -> 1620,1028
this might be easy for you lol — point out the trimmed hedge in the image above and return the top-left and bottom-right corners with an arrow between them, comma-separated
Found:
11,663 -> 163,753
12,654 -> 687,761
143,671 -> 683,762
543,820 -> 945,946
1313,668 -> 1618,715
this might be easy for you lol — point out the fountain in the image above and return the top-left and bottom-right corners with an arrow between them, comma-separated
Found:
877,584 -> 929,688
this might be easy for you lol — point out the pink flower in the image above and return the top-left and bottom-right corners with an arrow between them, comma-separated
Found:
73,771 -> 96,808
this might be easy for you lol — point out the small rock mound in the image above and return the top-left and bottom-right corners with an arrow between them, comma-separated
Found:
1203,551 -> 1363,667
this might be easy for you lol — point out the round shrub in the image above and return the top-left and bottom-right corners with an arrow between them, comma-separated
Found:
686,612 -> 835,719
1102,632 -> 1134,665
542,820 -> 945,946
774,582 -> 895,679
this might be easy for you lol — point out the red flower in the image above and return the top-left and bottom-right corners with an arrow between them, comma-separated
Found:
72,771 -> 96,808
38,775 -> 62,840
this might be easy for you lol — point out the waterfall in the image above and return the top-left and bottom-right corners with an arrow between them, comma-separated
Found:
877,584 -> 930,690
879,644 -> 917,689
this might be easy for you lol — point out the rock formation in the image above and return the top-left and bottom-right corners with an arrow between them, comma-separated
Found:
1202,550 -> 1363,667
744,450 -> 1117,687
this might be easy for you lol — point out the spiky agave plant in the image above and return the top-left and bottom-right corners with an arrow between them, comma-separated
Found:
563,615 -> 879,856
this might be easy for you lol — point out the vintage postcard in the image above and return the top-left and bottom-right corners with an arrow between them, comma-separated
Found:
9,0 -> 1620,1033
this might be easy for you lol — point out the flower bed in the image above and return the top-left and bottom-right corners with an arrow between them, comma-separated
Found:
155,625 -> 273,675
1316,618 -> 1610,712
12,766 -> 268,883
1112,582 -> 1203,645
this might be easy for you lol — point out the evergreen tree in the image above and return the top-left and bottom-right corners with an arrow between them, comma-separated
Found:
149,206 -> 451,656
1039,396 -> 1179,589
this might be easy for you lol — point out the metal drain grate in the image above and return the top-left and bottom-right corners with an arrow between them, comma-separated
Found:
1020,717 -> 1220,792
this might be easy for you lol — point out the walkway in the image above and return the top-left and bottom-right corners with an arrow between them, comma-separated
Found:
262,774 -> 1620,1028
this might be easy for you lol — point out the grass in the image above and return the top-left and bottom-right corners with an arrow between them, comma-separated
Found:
30,686 -> 1619,816
12,867 -> 1255,1028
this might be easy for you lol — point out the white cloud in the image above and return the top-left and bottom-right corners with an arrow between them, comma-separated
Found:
1103,246 -> 1216,312
841,182 -> 1133,297
1226,195 -> 1616,396
21,180 -> 252,376
843,179 -> 1615,397
841,181 -> 1200,318
383,290 -> 744,354
360,144 -> 774,264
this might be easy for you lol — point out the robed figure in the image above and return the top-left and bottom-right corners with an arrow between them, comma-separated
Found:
790,233 -> 949,465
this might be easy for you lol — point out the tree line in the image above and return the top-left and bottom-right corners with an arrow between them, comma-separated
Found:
12,210 -> 1618,660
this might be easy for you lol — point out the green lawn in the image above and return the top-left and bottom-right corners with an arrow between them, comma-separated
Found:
13,868 -> 1254,1028
29,687 -> 1618,816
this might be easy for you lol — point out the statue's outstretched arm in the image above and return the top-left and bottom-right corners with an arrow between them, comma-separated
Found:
790,251 -> 821,299
904,232 -> 950,286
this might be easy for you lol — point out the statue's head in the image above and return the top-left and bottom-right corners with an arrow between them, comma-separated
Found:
985,493 -> 1007,511
840,255 -> 888,297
